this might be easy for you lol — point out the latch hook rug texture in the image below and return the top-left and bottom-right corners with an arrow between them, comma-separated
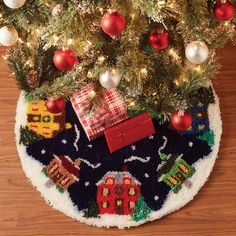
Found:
15,88 -> 222,229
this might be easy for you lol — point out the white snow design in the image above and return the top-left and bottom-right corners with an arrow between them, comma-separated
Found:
154,196 -> 159,201
189,142 -> 193,147
73,125 -> 80,151
41,149 -> 46,155
80,158 -> 101,169
124,156 -> 151,163
158,136 -> 168,155
61,139 -> 67,144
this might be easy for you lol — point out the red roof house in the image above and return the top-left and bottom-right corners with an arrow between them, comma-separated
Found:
96,171 -> 141,215
45,155 -> 80,190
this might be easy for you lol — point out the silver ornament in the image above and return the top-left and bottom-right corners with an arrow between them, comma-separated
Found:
185,41 -> 209,65
52,4 -> 64,17
99,68 -> 121,89
0,25 -> 18,46
3,0 -> 26,9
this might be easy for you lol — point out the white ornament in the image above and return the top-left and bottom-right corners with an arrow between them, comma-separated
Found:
3,0 -> 26,9
99,68 -> 121,89
0,25 -> 18,46
52,4 -> 64,17
185,41 -> 209,65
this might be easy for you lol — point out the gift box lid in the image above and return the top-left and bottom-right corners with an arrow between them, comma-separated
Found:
104,112 -> 155,153
71,83 -> 128,127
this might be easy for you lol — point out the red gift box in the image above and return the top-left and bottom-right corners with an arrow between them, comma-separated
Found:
104,113 -> 155,153
70,83 -> 128,141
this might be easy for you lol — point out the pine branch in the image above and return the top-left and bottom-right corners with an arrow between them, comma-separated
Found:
0,0 -> 49,39
25,65 -> 87,100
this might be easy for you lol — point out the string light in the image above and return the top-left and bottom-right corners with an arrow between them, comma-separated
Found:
169,48 -> 180,60
140,68 -> 148,76
67,38 -> 74,46
87,40 -> 92,46
78,65 -> 83,71
2,55 -> 8,60
224,21 -> 229,27
130,13 -> 135,19
174,79 -> 180,87
157,0 -> 166,8
97,56 -> 105,63
44,2 -> 50,7
88,90 -> 96,99
87,71 -> 92,78
53,35 -> 59,42
194,65 -> 201,72
24,58 -> 34,68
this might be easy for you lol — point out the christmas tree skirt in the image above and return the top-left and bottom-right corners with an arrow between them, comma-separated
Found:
15,89 -> 222,229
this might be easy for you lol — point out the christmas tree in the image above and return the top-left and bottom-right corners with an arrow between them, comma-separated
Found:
131,196 -> 152,222
0,0 -> 236,123
83,199 -> 100,218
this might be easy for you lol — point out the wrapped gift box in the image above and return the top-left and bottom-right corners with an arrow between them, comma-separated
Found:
71,83 -> 128,141
104,112 -> 155,153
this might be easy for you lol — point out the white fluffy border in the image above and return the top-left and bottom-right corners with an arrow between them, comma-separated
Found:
15,90 -> 222,229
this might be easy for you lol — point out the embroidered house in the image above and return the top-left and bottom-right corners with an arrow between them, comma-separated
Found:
96,172 -> 141,215
182,103 -> 210,135
43,155 -> 80,191
26,101 -> 68,138
157,155 -> 195,193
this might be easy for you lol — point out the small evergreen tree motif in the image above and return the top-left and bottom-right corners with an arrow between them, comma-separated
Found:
131,196 -> 151,222
19,126 -> 44,146
83,199 -> 100,218
197,131 -> 215,146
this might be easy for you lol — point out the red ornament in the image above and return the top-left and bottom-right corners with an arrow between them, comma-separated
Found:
101,11 -> 126,36
213,0 -> 235,21
45,97 -> 66,114
53,49 -> 78,71
149,31 -> 169,50
171,111 -> 193,131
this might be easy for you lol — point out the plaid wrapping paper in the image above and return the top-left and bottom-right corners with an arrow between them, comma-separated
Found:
71,83 -> 128,141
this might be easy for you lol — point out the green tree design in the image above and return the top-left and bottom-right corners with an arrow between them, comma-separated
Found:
83,199 -> 100,219
131,196 -> 151,222
19,126 -> 44,146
